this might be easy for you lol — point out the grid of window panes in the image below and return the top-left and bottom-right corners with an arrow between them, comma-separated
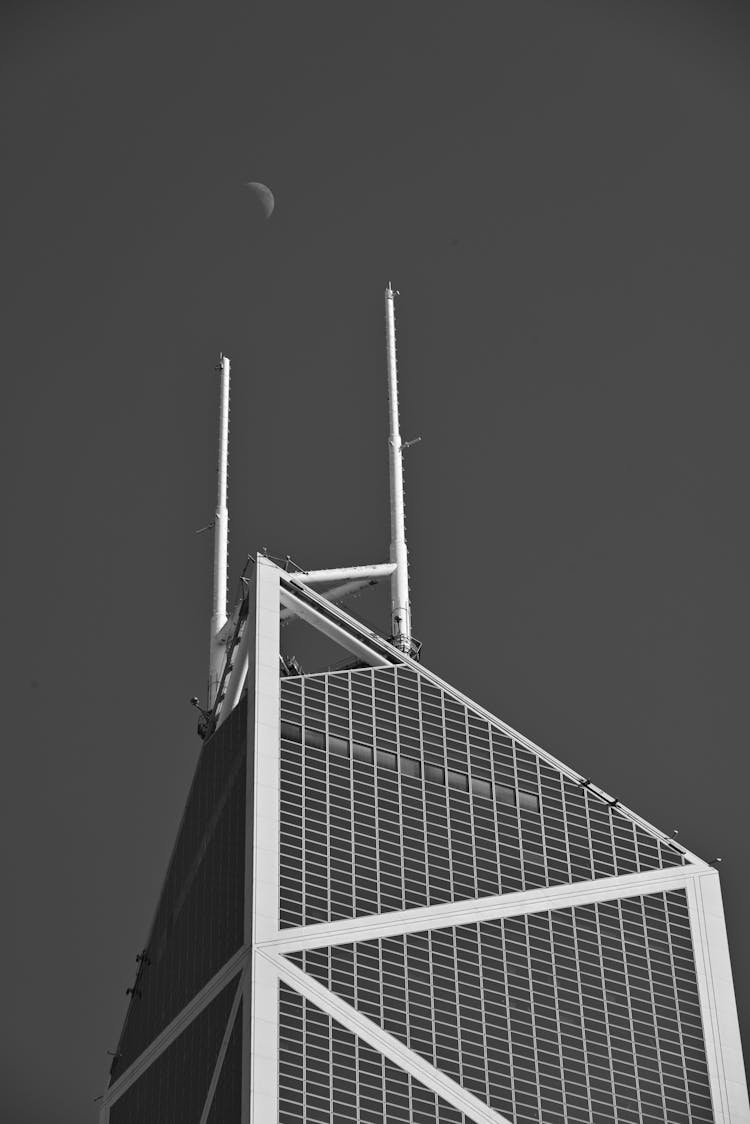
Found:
279,665 -> 683,928
292,889 -> 713,1124
278,981 -> 469,1124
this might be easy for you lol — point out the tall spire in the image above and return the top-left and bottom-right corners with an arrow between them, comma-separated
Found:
384,284 -> 413,654
208,353 -> 230,705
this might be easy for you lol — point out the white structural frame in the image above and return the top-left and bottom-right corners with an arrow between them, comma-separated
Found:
100,556 -> 749,1124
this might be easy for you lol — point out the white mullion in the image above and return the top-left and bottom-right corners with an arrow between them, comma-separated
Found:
661,891 -> 693,1114
376,931 -> 387,1115
521,917 -> 544,1120
499,919 -> 518,1121
545,910 -> 568,1122
632,806 -> 643,874
394,672 -> 407,912
439,687 -> 456,902
347,672 -> 357,920
488,729 -> 503,897
624,815 -> 638,876
416,671 -> 431,908
370,670 -> 383,916
582,789 -> 596,881
402,932 -> 415,1119
567,905 -> 595,1121
449,927 -> 465,1089
301,675 -> 308,927
635,893 -> 669,1120
533,754 -> 549,893
425,929 -> 438,1068
327,946 -> 334,1122
559,773 -> 574,886
614,897 -> 646,1120
592,898 -> 620,1122
302,963 -> 308,1123
324,675 -> 332,923
469,924 -> 491,1107
464,705 -> 480,901
352,941 -> 363,1119
607,799 -> 620,877
379,969 -> 388,1121
511,740 -> 526,890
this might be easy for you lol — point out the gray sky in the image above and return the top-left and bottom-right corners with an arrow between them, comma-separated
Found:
2,1 -> 749,1118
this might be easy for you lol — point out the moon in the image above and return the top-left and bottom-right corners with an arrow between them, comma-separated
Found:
244,181 -> 274,220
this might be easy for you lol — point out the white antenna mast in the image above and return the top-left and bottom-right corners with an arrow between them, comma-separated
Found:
385,284 -> 413,654
208,353 -> 230,705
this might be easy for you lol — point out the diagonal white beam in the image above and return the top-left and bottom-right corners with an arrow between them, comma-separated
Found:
262,864 -> 704,955
102,945 -> 248,1108
279,586 -> 392,667
265,948 -> 512,1124
280,576 -> 387,622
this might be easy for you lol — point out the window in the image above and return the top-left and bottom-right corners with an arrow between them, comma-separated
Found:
471,776 -> 492,799
447,769 -> 469,793
518,789 -> 540,813
424,763 -> 446,786
304,727 -> 326,751
329,734 -> 349,758
376,749 -> 397,771
400,756 -> 421,778
351,741 -> 373,765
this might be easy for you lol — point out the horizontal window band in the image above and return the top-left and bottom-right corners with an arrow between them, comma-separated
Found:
280,719 -> 540,814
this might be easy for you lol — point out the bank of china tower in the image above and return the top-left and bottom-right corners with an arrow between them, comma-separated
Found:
101,291 -> 748,1124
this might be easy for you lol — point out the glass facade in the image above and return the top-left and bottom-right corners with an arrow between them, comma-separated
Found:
288,890 -> 713,1123
279,665 -> 683,930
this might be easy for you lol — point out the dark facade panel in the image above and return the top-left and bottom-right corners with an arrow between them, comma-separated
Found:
110,976 -> 237,1124
113,700 -> 247,1076
292,889 -> 714,1124
279,667 -> 682,928
279,981 -> 469,1124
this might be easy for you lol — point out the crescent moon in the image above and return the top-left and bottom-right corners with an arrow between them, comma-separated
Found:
244,181 -> 274,220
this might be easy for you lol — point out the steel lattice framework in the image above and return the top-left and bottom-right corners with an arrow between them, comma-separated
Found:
101,556 -> 749,1124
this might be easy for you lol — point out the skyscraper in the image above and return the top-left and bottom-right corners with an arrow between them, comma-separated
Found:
101,294 -> 748,1124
